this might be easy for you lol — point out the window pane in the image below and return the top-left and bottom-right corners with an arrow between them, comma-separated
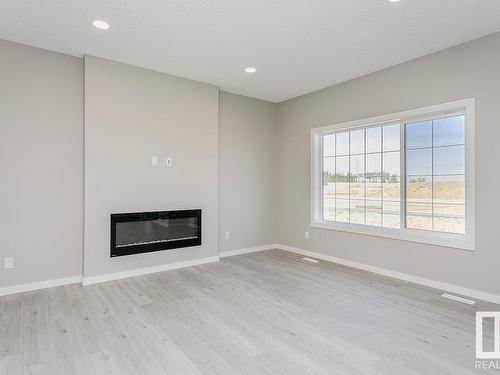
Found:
323,158 -> 335,198
336,199 -> 349,222
382,151 -> 400,177
433,203 -> 465,217
350,179 -> 365,199
366,127 -> 382,153
383,176 -> 400,201
335,181 -> 349,199
406,176 -> 432,203
323,198 -> 335,221
335,156 -> 349,179
406,120 -> 432,149
406,202 -> 432,230
350,129 -> 365,155
406,215 -> 433,231
324,183 -> 335,199
383,124 -> 400,152
323,158 -> 335,199
383,213 -> 400,229
433,217 -> 465,234
323,157 -> 335,175
433,115 -> 464,147
366,153 -> 381,176
433,201 -> 465,234
383,200 -> 400,229
336,132 -> 349,156
366,200 -> 382,227
433,145 -> 465,175
407,202 -> 432,215
383,200 -> 400,214
433,175 -> 465,204
366,180 -> 382,200
350,199 -> 365,224
406,148 -> 432,175
323,134 -> 335,157
403,114 -> 467,234
350,154 -> 365,177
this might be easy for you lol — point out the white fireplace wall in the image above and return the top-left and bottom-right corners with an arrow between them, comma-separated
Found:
84,56 -> 219,278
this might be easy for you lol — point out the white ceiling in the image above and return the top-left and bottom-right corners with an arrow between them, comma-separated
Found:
1,0 -> 500,102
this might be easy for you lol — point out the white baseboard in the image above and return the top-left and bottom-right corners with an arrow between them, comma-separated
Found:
219,244 -> 279,258
0,275 -> 82,297
276,244 -> 500,305
82,255 -> 220,286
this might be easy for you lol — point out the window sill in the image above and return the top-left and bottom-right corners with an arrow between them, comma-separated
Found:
311,219 -> 475,251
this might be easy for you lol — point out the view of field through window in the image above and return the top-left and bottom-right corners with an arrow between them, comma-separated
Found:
322,114 -> 465,234
405,115 -> 465,234
322,124 -> 401,229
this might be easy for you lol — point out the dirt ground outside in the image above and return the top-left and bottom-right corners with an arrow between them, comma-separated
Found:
322,181 -> 465,233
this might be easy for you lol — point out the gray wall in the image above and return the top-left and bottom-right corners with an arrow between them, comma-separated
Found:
276,32 -> 500,295
218,92 -> 277,251
0,40 -> 83,287
84,56 -> 219,277
0,41 -> 276,287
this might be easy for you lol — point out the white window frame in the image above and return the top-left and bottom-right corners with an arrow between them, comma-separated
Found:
311,98 -> 475,251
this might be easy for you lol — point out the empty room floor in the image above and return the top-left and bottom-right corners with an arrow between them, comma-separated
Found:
0,249 -> 496,375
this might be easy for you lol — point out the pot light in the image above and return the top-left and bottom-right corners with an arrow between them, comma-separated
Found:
244,67 -> 257,73
92,20 -> 111,30
388,0 -> 401,2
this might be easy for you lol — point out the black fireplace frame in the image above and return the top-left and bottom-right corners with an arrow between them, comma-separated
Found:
110,209 -> 202,257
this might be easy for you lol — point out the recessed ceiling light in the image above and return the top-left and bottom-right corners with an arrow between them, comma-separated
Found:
244,67 -> 257,73
92,20 -> 111,30
388,0 -> 401,2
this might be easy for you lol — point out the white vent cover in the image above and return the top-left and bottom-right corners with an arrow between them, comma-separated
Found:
441,293 -> 476,305
301,257 -> 320,263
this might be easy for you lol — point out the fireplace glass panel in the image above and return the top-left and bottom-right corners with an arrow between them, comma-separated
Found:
116,217 -> 199,248
111,210 -> 201,257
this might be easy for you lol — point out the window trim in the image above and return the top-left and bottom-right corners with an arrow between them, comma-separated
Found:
310,98 -> 475,251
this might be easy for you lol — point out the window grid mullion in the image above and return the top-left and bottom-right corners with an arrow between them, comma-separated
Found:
381,127 -> 384,227
401,122 -> 406,230
334,134 -> 337,222
320,135 -> 324,221
431,120 -> 435,231
364,129 -> 367,226
348,131 -> 351,223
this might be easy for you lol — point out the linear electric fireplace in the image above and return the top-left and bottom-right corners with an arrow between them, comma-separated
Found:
110,209 -> 201,257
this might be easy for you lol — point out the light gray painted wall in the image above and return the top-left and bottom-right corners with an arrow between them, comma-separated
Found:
0,40 -> 83,288
84,56 -> 219,277
276,32 -> 500,295
218,92 -> 276,251
0,42 -> 276,287
2,32 -> 499,296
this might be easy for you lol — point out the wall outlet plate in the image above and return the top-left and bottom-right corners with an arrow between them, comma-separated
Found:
166,157 -> 173,167
4,257 -> 14,269
304,231 -> 310,240
224,232 -> 230,240
151,156 -> 159,167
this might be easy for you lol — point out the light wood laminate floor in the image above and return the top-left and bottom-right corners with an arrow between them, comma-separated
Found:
0,249 -> 497,375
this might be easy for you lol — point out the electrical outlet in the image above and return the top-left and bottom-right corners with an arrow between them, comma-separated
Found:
224,232 -> 230,240
151,156 -> 159,167
304,231 -> 310,240
4,257 -> 14,269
